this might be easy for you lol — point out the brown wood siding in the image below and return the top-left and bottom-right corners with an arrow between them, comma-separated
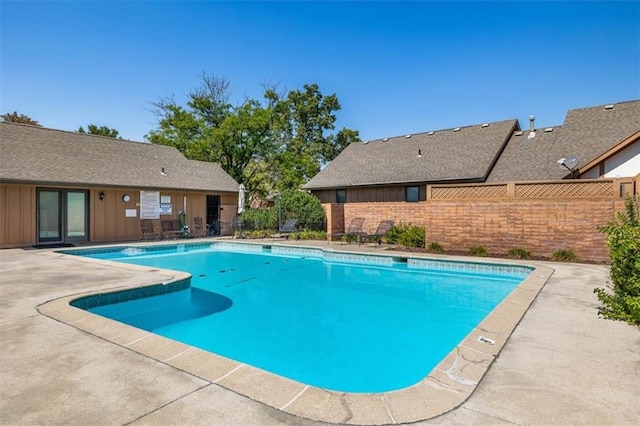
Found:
311,185 -> 425,203
313,190 -> 335,204
91,190 -> 210,243
1,183 -> 238,248
0,184 -> 36,247
219,193 -> 238,235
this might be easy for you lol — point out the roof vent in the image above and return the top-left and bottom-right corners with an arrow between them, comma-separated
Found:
515,131 -> 524,136
382,137 -> 389,142
453,127 -> 461,132
362,140 -> 369,144
481,123 -> 489,128
161,167 -> 168,176
529,115 -> 535,132
604,104 -> 615,110
544,127 -> 554,132
427,131 -> 435,135
417,149 -> 422,158
527,131 -> 536,139
405,134 -> 412,139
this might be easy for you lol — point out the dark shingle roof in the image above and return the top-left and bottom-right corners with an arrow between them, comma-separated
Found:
0,122 -> 239,192
304,119 -> 519,189
486,128 -> 564,182
487,100 -> 640,182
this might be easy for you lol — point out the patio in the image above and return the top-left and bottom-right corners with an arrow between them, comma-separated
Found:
1,240 -> 638,425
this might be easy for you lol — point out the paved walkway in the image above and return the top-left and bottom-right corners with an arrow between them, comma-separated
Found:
1,241 -> 638,425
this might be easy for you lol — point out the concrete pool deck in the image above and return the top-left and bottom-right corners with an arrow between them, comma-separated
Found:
1,239 -> 639,425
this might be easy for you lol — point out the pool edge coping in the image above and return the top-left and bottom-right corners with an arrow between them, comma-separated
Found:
36,240 -> 554,425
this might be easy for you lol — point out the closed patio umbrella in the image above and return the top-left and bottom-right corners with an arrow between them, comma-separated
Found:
237,184 -> 245,215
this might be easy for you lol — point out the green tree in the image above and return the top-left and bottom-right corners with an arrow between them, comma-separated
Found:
269,84 -> 360,191
146,74 -> 359,198
78,124 -> 120,138
242,189 -> 326,231
147,74 -> 274,195
279,189 -> 326,230
594,196 -> 640,325
1,111 -> 41,126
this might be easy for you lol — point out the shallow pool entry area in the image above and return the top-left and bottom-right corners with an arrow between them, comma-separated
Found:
67,242 -> 531,393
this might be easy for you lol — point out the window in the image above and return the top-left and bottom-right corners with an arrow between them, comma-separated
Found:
405,186 -> 419,202
336,189 -> 346,204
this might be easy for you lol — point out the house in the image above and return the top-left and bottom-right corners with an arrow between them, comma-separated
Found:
487,100 -> 640,183
0,122 -> 240,248
305,119 -> 519,203
303,100 -> 639,261
304,100 -> 640,202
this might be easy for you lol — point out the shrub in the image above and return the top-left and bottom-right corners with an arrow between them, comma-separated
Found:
241,229 -> 273,239
241,189 -> 326,232
292,230 -> 326,240
594,196 -> 640,325
386,223 -> 425,248
241,208 -> 278,230
280,189 -> 326,231
385,224 -> 406,245
398,226 -> 425,248
551,248 -> 579,262
468,245 -> 488,257
428,241 -> 444,253
508,247 -> 531,259
341,233 -> 361,244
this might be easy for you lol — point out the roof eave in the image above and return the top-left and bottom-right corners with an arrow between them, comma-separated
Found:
0,178 -> 239,193
305,176 -> 486,191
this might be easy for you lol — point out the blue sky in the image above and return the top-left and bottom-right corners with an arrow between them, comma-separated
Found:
2,1 -> 639,142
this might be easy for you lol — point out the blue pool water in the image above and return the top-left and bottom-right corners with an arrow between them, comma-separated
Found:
70,243 -> 530,393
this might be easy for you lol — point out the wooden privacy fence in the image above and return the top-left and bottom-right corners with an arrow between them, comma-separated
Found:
327,175 -> 638,261
427,177 -> 637,201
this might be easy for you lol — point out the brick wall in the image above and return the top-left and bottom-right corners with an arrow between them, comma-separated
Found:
324,203 -> 345,240
343,202 -> 425,234
423,199 -> 625,261
323,198 -> 627,261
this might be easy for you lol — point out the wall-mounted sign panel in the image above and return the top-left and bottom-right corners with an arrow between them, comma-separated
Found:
140,191 -> 161,219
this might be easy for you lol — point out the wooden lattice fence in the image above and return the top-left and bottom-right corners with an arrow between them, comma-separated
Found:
428,178 -> 635,201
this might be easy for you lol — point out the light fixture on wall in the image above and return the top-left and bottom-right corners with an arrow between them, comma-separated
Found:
99,191 -> 106,201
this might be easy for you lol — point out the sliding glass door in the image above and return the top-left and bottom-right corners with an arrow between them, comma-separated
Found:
37,190 -> 62,243
37,189 -> 88,245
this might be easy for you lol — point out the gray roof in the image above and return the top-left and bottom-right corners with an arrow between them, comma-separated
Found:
0,122 -> 240,192
487,100 -> 640,182
304,119 -> 519,189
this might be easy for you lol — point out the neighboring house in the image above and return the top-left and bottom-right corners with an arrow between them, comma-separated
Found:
487,100 -> 640,183
0,122 -> 240,248
305,119 -> 520,203
304,100 -> 640,202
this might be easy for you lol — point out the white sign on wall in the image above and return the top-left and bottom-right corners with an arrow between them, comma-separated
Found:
140,191 -> 161,219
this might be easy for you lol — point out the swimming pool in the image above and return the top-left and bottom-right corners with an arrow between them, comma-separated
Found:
68,242 -> 531,393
